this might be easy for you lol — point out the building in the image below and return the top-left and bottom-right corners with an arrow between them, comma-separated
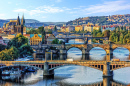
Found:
84,22 -> 94,32
3,15 -> 26,35
75,25 -> 83,31
60,27 -> 66,32
102,25 -> 115,32
46,34 -> 55,44
30,34 -> 42,45
93,24 -> 100,31
66,26 -> 75,32
2,35 -> 15,44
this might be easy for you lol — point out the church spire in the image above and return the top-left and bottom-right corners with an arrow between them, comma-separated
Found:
17,14 -> 20,25
21,14 -> 25,25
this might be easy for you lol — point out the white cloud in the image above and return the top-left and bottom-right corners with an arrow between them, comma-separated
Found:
42,16 -> 47,19
13,6 -> 64,16
55,0 -> 62,3
0,14 -> 5,19
8,2 -> 12,4
84,0 -> 130,14
73,8 -> 80,10
13,9 -> 28,13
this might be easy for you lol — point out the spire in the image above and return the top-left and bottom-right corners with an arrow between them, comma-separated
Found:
21,14 -> 25,25
17,14 -> 20,25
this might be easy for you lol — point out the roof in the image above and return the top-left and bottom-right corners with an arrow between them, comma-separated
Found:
30,34 -> 42,38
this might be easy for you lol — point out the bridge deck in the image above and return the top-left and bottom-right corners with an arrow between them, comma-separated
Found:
0,60 -> 130,65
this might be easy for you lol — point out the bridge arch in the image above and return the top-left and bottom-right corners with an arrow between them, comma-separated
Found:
67,47 -> 82,60
87,44 -> 110,53
112,44 -> 130,52
89,47 -> 106,60
113,47 -> 129,61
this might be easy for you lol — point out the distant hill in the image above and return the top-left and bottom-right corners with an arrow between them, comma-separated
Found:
0,19 -> 66,28
66,14 -> 130,26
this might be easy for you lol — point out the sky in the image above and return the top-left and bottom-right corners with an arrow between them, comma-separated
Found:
0,0 -> 130,22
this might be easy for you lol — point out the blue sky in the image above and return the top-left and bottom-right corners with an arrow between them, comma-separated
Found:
0,0 -> 130,22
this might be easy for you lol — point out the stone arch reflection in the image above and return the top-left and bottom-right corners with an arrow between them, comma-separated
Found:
113,47 -> 129,61
67,47 -> 82,60
89,47 -> 106,61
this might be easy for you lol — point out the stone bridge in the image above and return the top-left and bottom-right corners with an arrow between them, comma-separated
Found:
56,37 -> 108,43
31,43 -> 130,61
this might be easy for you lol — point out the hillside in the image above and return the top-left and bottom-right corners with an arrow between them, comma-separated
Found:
66,14 -> 130,26
0,19 -> 66,28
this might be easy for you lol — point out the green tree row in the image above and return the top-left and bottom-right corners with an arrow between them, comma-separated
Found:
92,26 -> 130,44
51,38 -> 63,44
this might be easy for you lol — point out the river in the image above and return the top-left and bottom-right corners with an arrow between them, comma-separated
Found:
0,39 -> 130,86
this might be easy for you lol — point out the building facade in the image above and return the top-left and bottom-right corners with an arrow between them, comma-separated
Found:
30,34 -> 42,45
3,15 -> 26,35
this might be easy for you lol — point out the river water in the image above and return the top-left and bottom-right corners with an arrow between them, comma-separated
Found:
0,39 -> 130,86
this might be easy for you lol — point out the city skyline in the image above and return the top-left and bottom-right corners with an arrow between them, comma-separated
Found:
0,0 -> 130,22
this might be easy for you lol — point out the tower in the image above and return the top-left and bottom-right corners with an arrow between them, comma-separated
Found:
17,15 -> 20,25
21,14 -> 25,26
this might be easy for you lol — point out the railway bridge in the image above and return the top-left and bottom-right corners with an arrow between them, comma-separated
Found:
0,60 -> 130,77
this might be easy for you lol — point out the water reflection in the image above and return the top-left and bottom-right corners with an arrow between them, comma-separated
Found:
113,47 -> 130,61
0,66 -> 130,86
67,48 -> 82,60
89,47 -> 106,60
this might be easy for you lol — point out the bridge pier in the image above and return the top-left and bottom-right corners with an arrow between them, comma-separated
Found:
82,49 -> 89,60
103,77 -> 113,86
65,38 -> 69,43
60,49 -> 67,60
103,62 -> 113,77
43,62 -> 54,77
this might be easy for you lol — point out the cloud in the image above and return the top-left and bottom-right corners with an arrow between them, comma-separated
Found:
42,16 -> 47,19
0,14 -> 7,19
55,0 -> 62,3
13,9 -> 28,13
73,8 -> 80,10
84,0 -> 130,14
8,2 -> 12,4
13,6 -> 64,16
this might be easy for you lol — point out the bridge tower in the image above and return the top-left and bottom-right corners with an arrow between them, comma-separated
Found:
82,48 -> 89,60
106,42 -> 113,61
60,42 -> 67,60
103,62 -> 113,77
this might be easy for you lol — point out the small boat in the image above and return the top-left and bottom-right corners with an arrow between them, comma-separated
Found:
2,76 -> 10,80
26,68 -> 35,72
10,68 -> 21,75
2,70 -> 10,76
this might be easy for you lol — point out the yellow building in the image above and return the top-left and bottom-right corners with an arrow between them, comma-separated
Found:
84,22 -> 94,32
93,26 -> 99,31
75,25 -> 83,31
30,34 -> 42,45
66,26 -> 75,32
61,27 -> 66,32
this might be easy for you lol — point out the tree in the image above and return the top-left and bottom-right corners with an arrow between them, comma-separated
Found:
51,39 -> 59,44
59,40 -> 63,44
8,46 -> 19,60
53,26 -> 57,31
0,49 -> 11,61
103,30 -> 110,38
19,44 -> 34,57
7,34 -> 28,49
0,44 -> 6,51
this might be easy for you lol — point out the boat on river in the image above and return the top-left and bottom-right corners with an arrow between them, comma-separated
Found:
2,70 -> 11,76
10,68 -> 21,75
